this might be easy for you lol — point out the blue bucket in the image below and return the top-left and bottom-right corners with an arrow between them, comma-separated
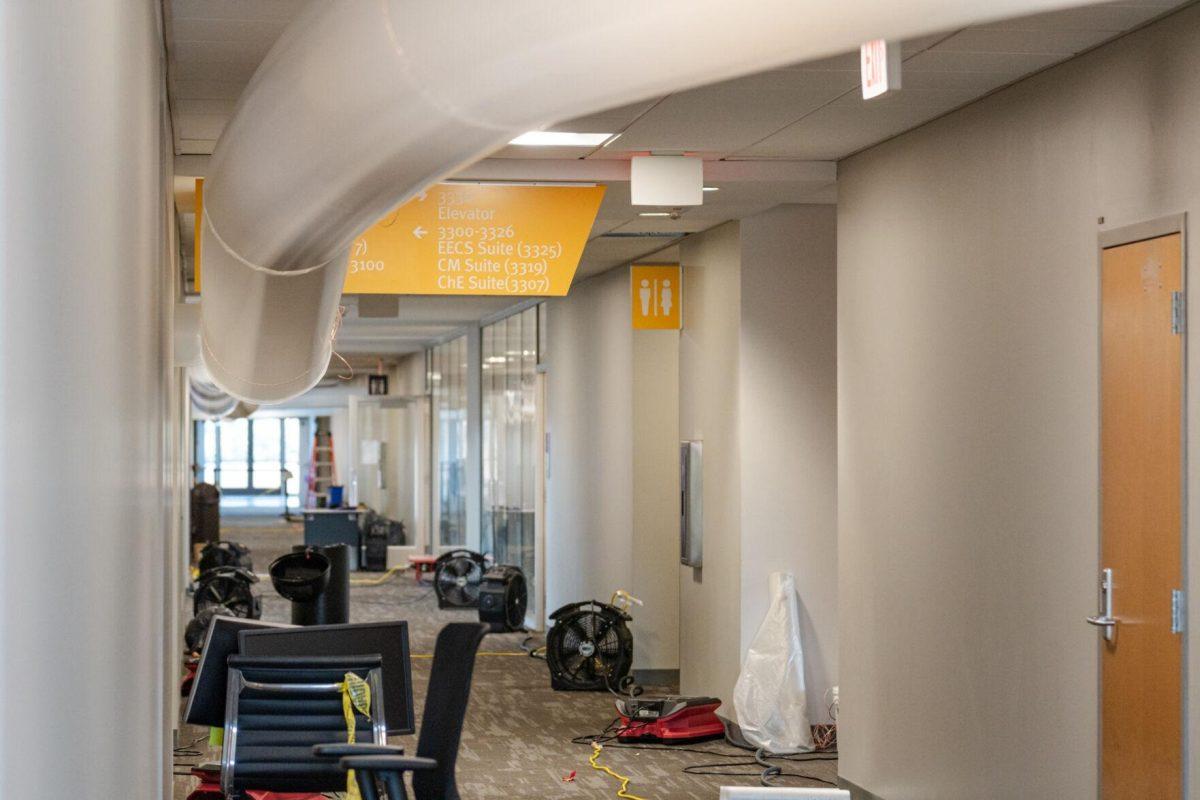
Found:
328,485 -> 344,508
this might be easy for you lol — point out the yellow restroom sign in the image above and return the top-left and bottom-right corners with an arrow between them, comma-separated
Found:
343,183 -> 605,296
631,264 -> 682,329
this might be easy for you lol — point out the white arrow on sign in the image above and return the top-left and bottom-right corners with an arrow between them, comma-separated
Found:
412,226 -> 428,239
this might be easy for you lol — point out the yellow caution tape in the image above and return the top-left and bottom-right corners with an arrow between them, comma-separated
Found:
589,742 -> 648,800
340,672 -> 372,800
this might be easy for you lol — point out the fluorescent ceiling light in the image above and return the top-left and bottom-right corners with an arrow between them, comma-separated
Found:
509,131 -> 615,147
702,186 -> 719,192
638,212 -> 672,217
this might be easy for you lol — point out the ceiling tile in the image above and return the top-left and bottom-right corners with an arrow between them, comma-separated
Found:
549,98 -> 665,134
172,57 -> 260,84
736,93 -> 960,160
177,113 -> 229,141
790,51 -> 860,72
487,144 -> 596,159
901,49 -> 1065,76
976,3 -> 1176,32
171,38 -> 274,69
172,16 -> 288,47
174,98 -> 239,117
613,70 -> 853,152
931,27 -> 1111,55
178,138 -> 219,155
573,236 -> 682,281
172,0 -> 308,23
172,79 -> 247,101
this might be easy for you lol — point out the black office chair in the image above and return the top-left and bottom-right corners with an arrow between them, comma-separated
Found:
336,623 -> 489,800
220,654 -> 404,797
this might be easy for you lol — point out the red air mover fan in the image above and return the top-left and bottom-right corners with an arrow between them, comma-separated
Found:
614,696 -> 726,744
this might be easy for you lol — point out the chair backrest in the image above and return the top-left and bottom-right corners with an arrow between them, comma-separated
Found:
412,623 -> 489,800
222,654 -> 386,795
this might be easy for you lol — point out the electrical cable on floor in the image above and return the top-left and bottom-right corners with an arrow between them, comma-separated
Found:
410,651 -> 529,659
572,717 -> 837,790
754,747 -> 782,786
521,634 -> 547,660
589,741 -> 648,800
349,565 -> 405,586
351,588 -> 436,607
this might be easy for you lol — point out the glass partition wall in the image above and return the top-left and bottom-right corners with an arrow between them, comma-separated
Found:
431,335 -> 469,548
481,306 -> 540,607
425,305 -> 544,623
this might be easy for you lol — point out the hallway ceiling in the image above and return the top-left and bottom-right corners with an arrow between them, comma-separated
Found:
166,0 -> 1183,158
165,0 -> 1186,354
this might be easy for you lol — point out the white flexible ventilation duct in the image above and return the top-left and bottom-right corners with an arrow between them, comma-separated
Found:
201,0 -> 1090,404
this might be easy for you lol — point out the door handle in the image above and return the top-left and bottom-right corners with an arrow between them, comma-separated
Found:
1087,568 -> 1116,642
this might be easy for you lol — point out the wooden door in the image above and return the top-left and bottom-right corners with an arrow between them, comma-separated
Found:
1099,232 -> 1183,798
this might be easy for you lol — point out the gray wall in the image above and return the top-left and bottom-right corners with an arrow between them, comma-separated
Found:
632,328 -> 682,671
545,267 -> 681,669
545,209 -> 839,708
837,5 -> 1200,797
677,211 -> 839,723
740,205 -> 839,724
0,1 -> 172,796
679,222 -> 746,703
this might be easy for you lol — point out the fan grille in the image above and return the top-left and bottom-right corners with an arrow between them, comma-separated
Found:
547,605 -> 633,691
435,555 -> 484,607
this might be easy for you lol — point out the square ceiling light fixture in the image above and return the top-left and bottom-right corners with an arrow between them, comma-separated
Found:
509,131 -> 616,146
631,155 -> 704,206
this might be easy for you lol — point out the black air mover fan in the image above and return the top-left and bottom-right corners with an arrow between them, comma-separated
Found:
478,565 -> 527,632
198,540 -> 253,573
193,567 -> 262,619
545,600 -> 634,692
434,549 -> 488,608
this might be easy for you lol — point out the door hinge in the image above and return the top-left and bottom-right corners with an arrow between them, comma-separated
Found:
1172,589 -> 1185,634
1172,291 -> 1186,334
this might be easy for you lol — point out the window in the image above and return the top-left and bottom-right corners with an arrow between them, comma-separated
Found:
432,336 -> 468,547
193,417 -> 305,505
218,419 -> 250,489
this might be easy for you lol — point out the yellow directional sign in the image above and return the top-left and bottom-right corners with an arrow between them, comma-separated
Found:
631,264 -> 682,329
343,183 -> 605,296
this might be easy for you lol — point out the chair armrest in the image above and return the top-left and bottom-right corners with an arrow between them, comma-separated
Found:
339,755 -> 438,773
313,743 -> 405,758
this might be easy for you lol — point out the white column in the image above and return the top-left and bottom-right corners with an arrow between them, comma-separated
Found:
0,2 -> 169,797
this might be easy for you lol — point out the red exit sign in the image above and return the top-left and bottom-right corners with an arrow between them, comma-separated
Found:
861,39 -> 902,99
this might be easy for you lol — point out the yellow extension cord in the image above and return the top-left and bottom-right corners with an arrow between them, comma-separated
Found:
349,565 -> 406,586
589,742 -> 648,800
409,651 -> 528,658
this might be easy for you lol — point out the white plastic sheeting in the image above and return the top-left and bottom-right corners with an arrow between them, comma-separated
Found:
200,0 -> 1095,404
734,572 -> 813,753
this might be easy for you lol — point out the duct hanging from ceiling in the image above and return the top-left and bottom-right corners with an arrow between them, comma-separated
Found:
199,0 -> 1090,404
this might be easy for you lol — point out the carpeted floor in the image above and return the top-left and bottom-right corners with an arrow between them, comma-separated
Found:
174,517 -> 839,799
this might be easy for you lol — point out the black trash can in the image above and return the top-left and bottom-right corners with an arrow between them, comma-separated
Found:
189,482 -> 220,549
270,545 -> 350,626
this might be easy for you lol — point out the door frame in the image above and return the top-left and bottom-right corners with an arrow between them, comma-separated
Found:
1097,212 -> 1188,797
528,369 -> 548,631
348,394 -> 426,563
